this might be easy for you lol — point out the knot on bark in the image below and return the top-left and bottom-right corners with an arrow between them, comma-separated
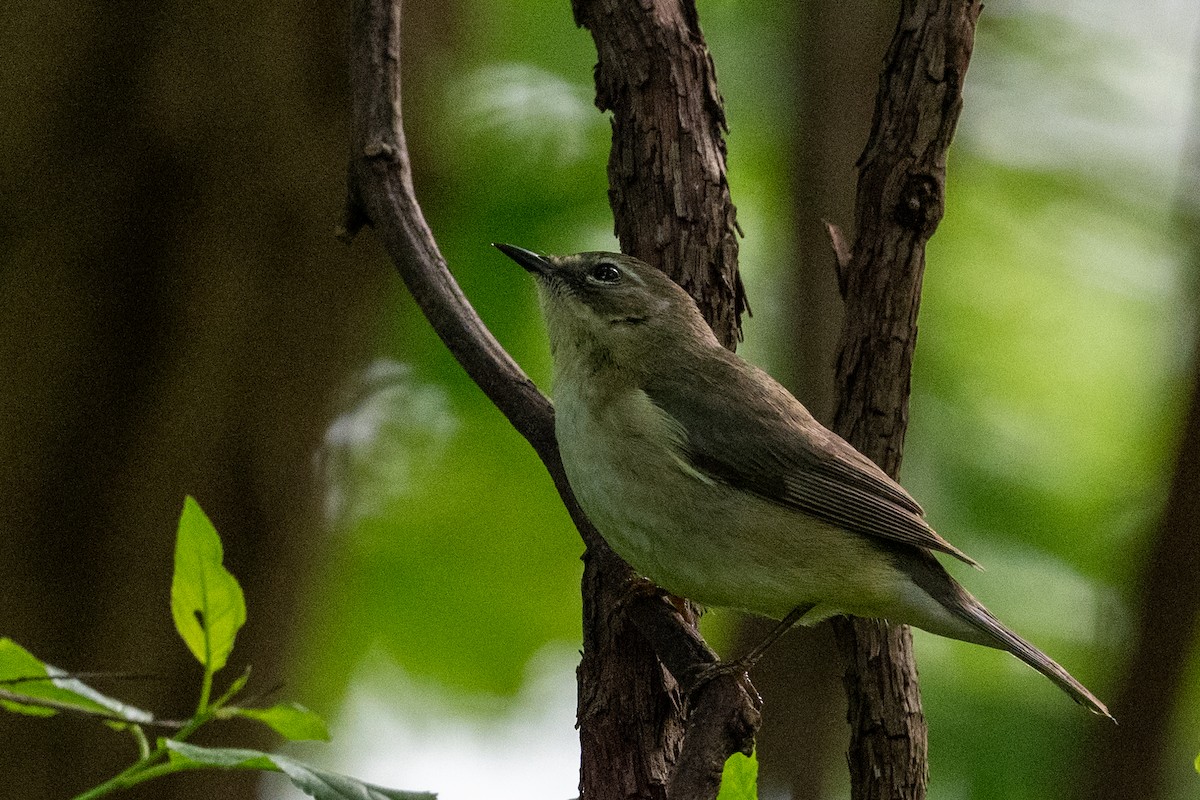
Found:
363,139 -> 398,161
893,173 -> 943,237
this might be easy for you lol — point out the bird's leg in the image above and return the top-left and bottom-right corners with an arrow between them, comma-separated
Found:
739,603 -> 814,668
685,604 -> 814,697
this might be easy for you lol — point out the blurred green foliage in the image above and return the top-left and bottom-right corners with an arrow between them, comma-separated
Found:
293,2 -> 1199,798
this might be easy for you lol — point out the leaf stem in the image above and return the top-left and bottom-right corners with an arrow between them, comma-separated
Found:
72,757 -> 157,800
131,724 -> 150,760
72,671 -> 239,800
196,664 -> 214,717
71,750 -> 214,800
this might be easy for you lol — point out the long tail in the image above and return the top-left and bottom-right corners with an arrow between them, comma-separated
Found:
947,585 -> 1113,721
900,549 -> 1113,720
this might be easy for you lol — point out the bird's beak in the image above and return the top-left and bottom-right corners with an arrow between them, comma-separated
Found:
493,243 -> 553,278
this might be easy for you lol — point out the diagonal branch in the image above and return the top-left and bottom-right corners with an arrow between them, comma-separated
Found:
342,0 -> 553,455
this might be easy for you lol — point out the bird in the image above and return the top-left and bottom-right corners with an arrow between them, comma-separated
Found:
494,242 -> 1111,720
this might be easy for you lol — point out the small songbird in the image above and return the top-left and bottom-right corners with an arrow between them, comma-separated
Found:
494,243 -> 1111,719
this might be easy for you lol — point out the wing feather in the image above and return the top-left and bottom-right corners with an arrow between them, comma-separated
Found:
643,351 -> 979,567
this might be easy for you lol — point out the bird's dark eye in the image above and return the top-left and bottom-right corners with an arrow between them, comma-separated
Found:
589,262 -> 621,284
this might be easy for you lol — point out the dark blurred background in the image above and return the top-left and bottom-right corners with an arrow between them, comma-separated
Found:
2,1 -> 1198,799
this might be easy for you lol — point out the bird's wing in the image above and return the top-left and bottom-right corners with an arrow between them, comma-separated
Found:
643,355 -> 979,567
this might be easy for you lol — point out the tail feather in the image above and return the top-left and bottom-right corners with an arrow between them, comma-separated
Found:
949,592 -> 1113,722
899,548 -> 1113,720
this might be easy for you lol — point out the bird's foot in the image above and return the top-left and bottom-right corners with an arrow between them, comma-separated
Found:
739,603 -> 814,666
686,603 -> 816,698
685,656 -> 755,700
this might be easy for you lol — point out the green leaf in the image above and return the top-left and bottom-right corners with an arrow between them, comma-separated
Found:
716,751 -> 758,800
164,741 -> 436,800
0,638 -> 153,724
166,740 -> 277,770
233,702 -> 330,741
270,755 -> 436,800
1194,751 -> 1199,774
170,496 -> 246,672
222,667 -> 252,703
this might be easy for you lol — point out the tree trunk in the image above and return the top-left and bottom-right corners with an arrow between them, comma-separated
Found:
571,1 -> 749,796
1075,73 -> 1200,799
829,2 -> 982,798
0,0 -> 379,797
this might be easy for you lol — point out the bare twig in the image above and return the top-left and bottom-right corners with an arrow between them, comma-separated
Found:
0,688 -> 185,731
830,2 -> 982,798
0,672 -> 159,686
824,220 -> 853,297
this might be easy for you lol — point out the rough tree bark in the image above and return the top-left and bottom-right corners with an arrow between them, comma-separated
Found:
571,0 -> 746,348
571,1 -> 754,798
828,2 -> 982,799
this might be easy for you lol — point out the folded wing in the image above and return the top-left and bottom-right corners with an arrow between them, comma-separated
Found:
643,351 -> 979,568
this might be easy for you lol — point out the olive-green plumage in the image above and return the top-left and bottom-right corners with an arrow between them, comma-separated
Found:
495,243 -> 1110,720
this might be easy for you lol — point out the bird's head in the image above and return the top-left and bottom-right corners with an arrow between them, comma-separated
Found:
494,243 -> 718,379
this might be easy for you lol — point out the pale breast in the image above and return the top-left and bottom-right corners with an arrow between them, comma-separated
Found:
551,377 -> 924,624
554,382 -> 696,579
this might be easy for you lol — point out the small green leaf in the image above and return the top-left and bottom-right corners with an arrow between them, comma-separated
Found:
164,741 -> 436,800
170,496 -> 246,672
716,750 -> 758,800
234,702 -> 330,741
270,754 -> 436,800
1194,751 -> 1199,774
166,740 -> 277,770
222,667 -> 251,703
0,638 -> 152,724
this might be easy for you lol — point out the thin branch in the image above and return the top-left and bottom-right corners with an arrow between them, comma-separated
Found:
0,672 -> 160,686
343,0 -> 580,526
342,0 -> 553,456
830,2 -> 982,799
0,689 -> 185,731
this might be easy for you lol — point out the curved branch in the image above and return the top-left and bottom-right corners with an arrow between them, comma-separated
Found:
342,0 -> 553,455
